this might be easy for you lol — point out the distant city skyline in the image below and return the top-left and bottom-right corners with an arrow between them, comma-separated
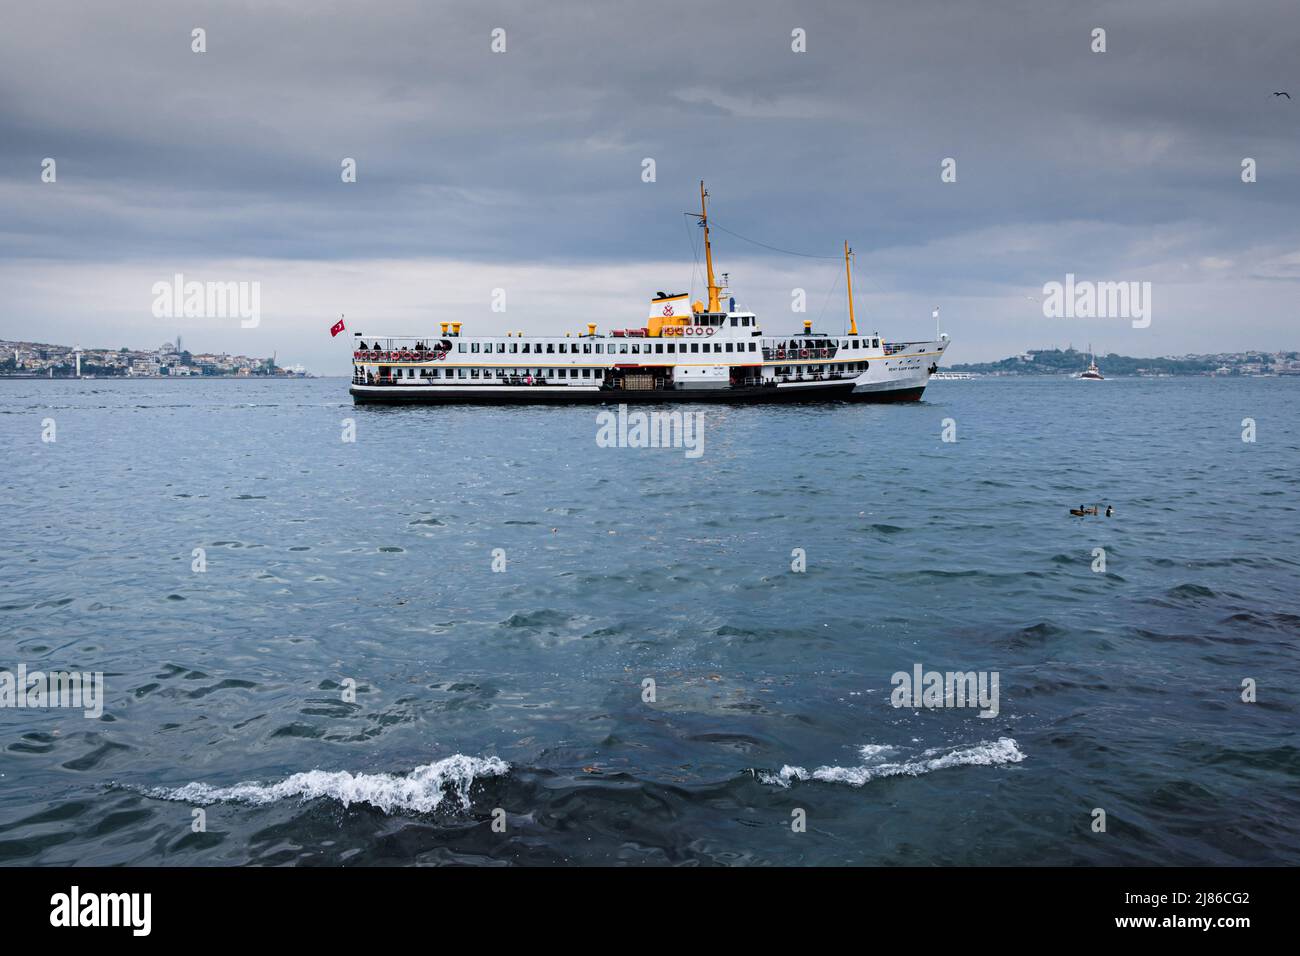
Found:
4,0 -> 1300,375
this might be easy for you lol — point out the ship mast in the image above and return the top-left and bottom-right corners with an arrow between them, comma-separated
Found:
697,180 -> 722,313
844,240 -> 858,336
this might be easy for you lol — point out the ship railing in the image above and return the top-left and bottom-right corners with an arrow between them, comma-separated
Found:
774,370 -> 855,384
762,346 -> 840,361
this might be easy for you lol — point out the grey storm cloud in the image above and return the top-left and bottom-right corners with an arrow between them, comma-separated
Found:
2,0 -> 1299,364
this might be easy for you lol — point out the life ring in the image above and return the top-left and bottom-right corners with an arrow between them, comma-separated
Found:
777,349 -> 785,359
800,349 -> 809,359
705,327 -> 715,335
685,326 -> 694,336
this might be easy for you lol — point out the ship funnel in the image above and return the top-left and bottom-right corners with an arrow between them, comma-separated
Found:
803,319 -> 812,333
451,322 -> 462,336
440,322 -> 449,335
648,291 -> 690,337
587,323 -> 596,336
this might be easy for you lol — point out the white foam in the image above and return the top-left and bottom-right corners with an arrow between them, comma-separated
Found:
758,737 -> 1024,788
142,754 -> 509,814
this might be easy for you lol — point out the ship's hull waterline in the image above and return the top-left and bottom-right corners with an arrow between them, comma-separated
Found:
349,379 -> 928,405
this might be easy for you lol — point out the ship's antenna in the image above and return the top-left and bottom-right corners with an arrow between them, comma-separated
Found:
843,240 -> 858,336
691,181 -> 722,313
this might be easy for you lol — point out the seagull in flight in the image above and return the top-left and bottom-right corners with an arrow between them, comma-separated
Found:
1273,91 -> 1291,99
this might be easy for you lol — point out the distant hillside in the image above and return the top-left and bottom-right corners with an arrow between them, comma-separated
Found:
947,348 -> 1298,376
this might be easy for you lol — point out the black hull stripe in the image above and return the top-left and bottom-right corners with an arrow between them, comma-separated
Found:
350,384 -> 927,405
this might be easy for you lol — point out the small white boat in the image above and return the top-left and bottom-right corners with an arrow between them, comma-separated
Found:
1078,346 -> 1103,380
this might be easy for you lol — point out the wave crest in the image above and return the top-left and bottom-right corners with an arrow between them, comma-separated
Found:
757,737 -> 1024,788
142,753 -> 509,814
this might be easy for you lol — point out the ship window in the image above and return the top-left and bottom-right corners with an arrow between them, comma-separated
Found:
547,344 -> 555,353
730,317 -> 738,327
595,369 -> 603,379
457,368 -> 467,378
655,344 -> 664,353
458,343 -> 467,352
508,343 -> 516,353
469,343 -> 478,353
619,344 -> 629,354
582,368 -> 591,378
690,343 -> 699,353
470,368 -> 480,379
521,343 -> 530,353
496,343 -> 505,353
583,343 -> 592,353
725,343 -> 733,352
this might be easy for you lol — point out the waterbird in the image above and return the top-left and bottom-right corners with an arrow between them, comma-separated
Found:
1273,91 -> 1291,99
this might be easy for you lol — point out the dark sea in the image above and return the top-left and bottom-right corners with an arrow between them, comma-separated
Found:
2,376 -> 1297,866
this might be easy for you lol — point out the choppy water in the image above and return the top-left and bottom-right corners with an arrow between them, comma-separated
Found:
2,376 -> 1297,866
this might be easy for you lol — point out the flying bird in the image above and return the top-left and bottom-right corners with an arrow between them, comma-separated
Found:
1273,91 -> 1291,98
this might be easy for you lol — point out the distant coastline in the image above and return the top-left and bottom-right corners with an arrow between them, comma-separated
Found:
1,337 -> 311,378
948,347 -> 1300,377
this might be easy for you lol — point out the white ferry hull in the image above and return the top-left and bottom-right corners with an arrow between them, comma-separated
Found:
349,337 -> 944,405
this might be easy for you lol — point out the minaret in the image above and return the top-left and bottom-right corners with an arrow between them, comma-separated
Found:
74,344 -> 82,378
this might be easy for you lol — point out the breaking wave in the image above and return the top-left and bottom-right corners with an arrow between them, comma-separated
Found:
757,737 -> 1024,788
140,754 -> 509,814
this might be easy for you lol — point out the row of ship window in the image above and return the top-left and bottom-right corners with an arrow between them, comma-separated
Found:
444,339 -> 882,354
374,361 -> 871,381
454,340 -> 762,355
383,367 -> 606,380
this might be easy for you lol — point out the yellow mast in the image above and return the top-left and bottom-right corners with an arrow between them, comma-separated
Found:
844,240 -> 858,336
698,180 -> 722,313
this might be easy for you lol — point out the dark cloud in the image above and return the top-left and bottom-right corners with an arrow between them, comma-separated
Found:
2,0 -> 1299,364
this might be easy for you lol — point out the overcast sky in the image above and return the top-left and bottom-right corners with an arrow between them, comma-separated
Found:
3,0 -> 1299,372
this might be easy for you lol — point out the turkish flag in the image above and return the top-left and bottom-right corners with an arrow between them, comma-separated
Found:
330,318 -> 346,337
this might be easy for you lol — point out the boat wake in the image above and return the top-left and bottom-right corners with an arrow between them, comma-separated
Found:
756,737 -> 1025,788
139,754 -> 510,814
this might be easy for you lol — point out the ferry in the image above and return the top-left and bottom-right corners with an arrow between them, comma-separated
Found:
349,184 -> 950,405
